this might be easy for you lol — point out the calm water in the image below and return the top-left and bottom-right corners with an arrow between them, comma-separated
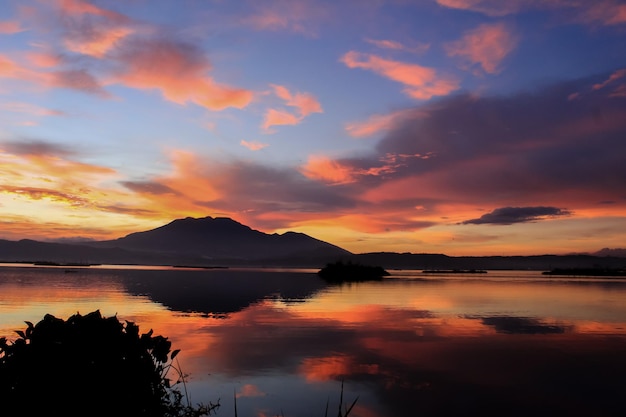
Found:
1,265 -> 626,417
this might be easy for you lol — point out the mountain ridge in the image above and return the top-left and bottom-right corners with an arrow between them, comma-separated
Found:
0,216 -> 625,269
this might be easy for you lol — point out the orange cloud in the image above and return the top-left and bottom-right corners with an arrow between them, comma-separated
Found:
0,53 -> 107,96
0,144 -> 169,238
65,26 -> 134,58
53,0 -> 133,58
26,52 -> 62,68
119,150 -> 222,217
0,54 -> 21,77
262,108 -> 301,131
345,109 -> 424,138
262,84 -> 323,132
0,185 -> 90,207
113,38 -> 253,111
300,156 -> 357,184
340,51 -> 459,100
240,140 -> 269,151
300,152 -> 430,187
271,84 -> 323,116
0,20 -> 23,34
3,2 -> 250,109
446,23 -> 517,74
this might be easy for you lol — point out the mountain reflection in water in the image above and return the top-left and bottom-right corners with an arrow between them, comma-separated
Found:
1,267 -> 625,417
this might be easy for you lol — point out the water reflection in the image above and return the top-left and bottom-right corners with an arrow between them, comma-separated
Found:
116,268 -> 326,315
1,267 -> 625,416
468,315 -> 572,334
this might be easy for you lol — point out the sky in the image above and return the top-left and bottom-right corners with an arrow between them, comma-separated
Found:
0,0 -> 625,256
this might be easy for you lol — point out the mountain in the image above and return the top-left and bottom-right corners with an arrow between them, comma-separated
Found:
89,216 -> 351,262
593,248 -> 626,258
0,216 -> 351,266
1,217 -> 625,270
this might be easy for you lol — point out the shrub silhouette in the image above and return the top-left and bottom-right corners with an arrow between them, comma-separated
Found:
0,310 -> 216,417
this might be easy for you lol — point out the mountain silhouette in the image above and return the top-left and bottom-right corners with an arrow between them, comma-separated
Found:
1,217 -> 624,269
91,216 -> 351,261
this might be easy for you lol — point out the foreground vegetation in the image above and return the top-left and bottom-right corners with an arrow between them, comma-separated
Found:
0,310 -> 357,417
0,310 -> 217,417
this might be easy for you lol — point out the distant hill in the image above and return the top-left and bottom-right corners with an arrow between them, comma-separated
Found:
0,238 -> 173,265
593,248 -> 626,258
347,252 -> 626,271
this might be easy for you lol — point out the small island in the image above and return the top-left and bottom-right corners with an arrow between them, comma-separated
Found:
542,268 -> 626,277
33,261 -> 100,267
422,269 -> 487,274
317,261 -> 390,283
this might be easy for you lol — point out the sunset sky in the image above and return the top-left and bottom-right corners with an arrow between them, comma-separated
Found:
1,0 -> 625,255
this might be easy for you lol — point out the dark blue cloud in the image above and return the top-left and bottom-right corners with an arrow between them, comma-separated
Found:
462,206 -> 571,225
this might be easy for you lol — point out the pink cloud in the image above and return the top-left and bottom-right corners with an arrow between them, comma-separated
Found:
593,68 -> 626,91
240,140 -> 269,151
0,20 -> 23,34
273,84 -> 323,115
300,156 -> 357,184
435,0 -> 528,16
0,53 -> 108,96
58,0 -> 127,22
609,84 -> 626,98
300,153 -> 421,185
262,108 -> 301,131
240,1 -> 328,36
340,51 -> 459,100
51,69 -> 110,97
54,0 -> 135,58
572,0 -> 626,25
345,109 -> 425,138
4,1 -> 251,110
270,84 -> 323,116
0,101 -> 65,116
26,52 -> 63,68
436,0 -> 626,26
262,84 -> 323,132
113,38 -> 253,111
64,26 -> 134,58
365,38 -> 430,54
0,55 -> 20,77
445,23 -> 518,74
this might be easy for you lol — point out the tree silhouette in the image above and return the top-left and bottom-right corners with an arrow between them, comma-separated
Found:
0,310 -> 217,417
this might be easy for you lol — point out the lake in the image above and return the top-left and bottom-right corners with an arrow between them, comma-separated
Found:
1,265 -> 626,417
